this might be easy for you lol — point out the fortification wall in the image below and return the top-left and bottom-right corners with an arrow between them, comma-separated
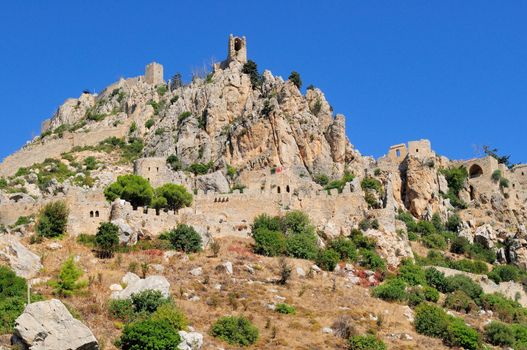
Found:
134,157 -> 172,187
0,126 -> 128,177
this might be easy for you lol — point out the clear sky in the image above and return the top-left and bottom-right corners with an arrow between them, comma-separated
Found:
1,1 -> 526,164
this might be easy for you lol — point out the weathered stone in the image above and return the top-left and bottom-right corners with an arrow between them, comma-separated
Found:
0,235 -> 42,279
111,273 -> 170,299
13,299 -> 98,350
177,331 -> 203,350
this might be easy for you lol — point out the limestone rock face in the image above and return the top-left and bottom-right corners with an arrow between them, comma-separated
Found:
0,235 -> 42,279
13,299 -> 98,350
363,229 -> 413,267
111,272 -> 170,299
195,171 -> 230,193
46,93 -> 96,132
404,157 -> 441,218
143,65 -> 358,178
177,331 -> 203,350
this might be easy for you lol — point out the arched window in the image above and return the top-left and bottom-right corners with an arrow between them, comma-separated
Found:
277,186 -> 281,194
95,211 -> 99,218
89,211 -> 94,218
234,38 -> 243,51
469,164 -> 484,178
286,185 -> 290,193
396,149 -> 401,157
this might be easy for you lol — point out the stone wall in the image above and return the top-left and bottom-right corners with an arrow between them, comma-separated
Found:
145,62 -> 164,85
134,157 -> 172,187
385,139 -> 433,162
0,126 -> 128,177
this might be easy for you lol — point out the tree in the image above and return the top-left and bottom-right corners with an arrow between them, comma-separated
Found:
51,257 -> 86,297
483,145 -> 513,168
166,224 -> 202,253
242,60 -> 262,88
36,201 -> 69,238
154,183 -> 193,212
95,222 -> 119,258
288,71 -> 302,89
170,73 -> 183,90
104,174 -> 154,209
166,154 -> 183,171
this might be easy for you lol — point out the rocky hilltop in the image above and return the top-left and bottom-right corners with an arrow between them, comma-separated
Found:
1,35 -> 527,350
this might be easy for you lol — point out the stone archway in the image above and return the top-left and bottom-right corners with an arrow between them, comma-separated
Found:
469,164 -> 483,178
234,38 -> 243,51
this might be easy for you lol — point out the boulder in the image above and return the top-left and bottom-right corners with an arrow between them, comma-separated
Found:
195,171 -> 230,194
111,273 -> 170,299
0,235 -> 42,279
474,224 -> 497,249
177,331 -> 203,350
110,218 -> 139,245
13,299 -> 98,350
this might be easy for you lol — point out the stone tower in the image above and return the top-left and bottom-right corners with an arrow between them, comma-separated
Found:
145,62 -> 164,85
227,34 -> 247,65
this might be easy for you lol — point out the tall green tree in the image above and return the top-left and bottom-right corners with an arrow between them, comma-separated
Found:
104,174 -> 154,209
95,222 -> 120,258
36,201 -> 69,238
153,183 -> 193,212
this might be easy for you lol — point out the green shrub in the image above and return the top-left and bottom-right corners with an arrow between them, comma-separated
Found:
488,264 -> 522,283
145,119 -> 155,129
445,274 -> 483,302
36,201 -> 69,238
446,213 -> 461,232
285,232 -> 318,260
150,304 -> 187,331
252,213 -> 281,232
242,60 -> 262,88
281,210 -> 313,235
449,259 -> 488,274
500,177 -> 510,188
444,317 -> 481,350
178,111 -> 192,123
210,316 -> 259,346
423,286 -> 440,302
77,233 -> 96,247
51,256 -> 87,297
166,224 -> 202,253
0,266 -> 41,334
275,303 -> 296,314
481,293 -> 527,323
350,230 -> 377,250
252,228 -> 286,256
414,303 -> 449,338
316,249 -> 340,271
407,287 -> 426,307
421,233 -> 447,250
104,174 -> 154,209
0,177 -> 7,189
14,216 -> 31,226
131,290 -> 170,314
425,268 -> 449,293
484,321 -> 515,347
398,260 -> 426,286
444,290 -> 477,313
153,183 -> 193,212
314,174 -> 329,186
329,237 -> 357,261
358,249 -> 385,271
358,218 -> 380,232
166,154 -> 183,171
109,299 -> 135,322
95,222 -> 119,258
84,156 -> 97,170
372,278 -> 406,302
348,334 -> 387,350
467,243 -> 496,264
187,162 -> 211,175
120,318 -> 181,350
450,236 -> 470,254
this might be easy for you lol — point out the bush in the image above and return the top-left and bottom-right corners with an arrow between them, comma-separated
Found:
120,318 -> 181,350
166,154 -> 183,171
275,303 -> 296,314
166,224 -> 202,253
414,303 -> 450,338
421,233 -> 447,250
109,299 -> 135,322
444,317 -> 481,350
358,249 -> 385,271
316,249 -> 340,271
145,119 -> 154,129
425,268 -> 449,293
285,232 -> 318,260
372,278 -> 406,302
210,316 -> 259,346
252,213 -> 281,232
187,162 -> 211,175
288,71 -> 302,89
151,304 -> 188,331
446,213 -> 461,232
445,274 -> 483,302
36,201 -> 69,238
488,264 -> 521,283
252,228 -> 286,256
467,243 -> 496,264
361,177 -> 383,193
178,111 -> 192,123
450,236 -> 470,254
329,237 -> 357,261
481,293 -> 527,323
51,256 -> 86,297
484,321 -> 515,347
423,286 -> 440,302
242,60 -> 262,88
104,174 -> 154,209
444,290 -> 477,313
398,260 -> 426,286
95,222 -> 119,258
350,230 -> 377,250
449,259 -> 488,274
131,290 -> 170,314
281,210 -> 313,235
348,334 -> 387,350
0,266 -> 41,334
84,156 -> 97,170
314,174 -> 329,186
407,288 -> 425,307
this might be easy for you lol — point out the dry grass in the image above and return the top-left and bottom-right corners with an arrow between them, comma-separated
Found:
20,236 -> 448,350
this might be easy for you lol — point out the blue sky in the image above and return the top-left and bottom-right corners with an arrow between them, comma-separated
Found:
1,1 -> 526,164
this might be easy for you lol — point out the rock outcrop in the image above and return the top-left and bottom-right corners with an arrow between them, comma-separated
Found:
13,299 -> 98,350
0,235 -> 42,279
110,272 -> 170,299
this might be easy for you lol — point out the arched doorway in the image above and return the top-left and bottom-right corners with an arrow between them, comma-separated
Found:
469,164 -> 483,178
